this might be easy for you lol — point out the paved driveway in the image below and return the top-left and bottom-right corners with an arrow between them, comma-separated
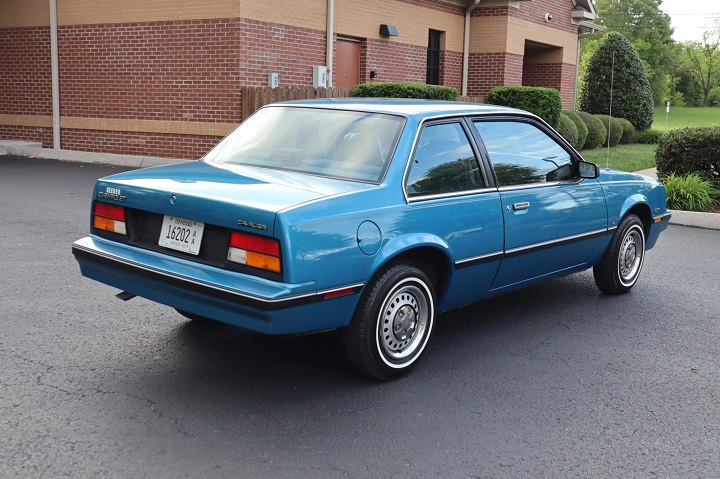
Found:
1,155 -> 719,478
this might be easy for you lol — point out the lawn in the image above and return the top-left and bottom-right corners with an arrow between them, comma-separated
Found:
579,106 -> 720,173
652,106 -> 720,131
580,144 -> 657,172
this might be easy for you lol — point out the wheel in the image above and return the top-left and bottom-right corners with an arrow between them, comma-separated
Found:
343,263 -> 435,380
175,309 -> 214,323
594,214 -> 646,295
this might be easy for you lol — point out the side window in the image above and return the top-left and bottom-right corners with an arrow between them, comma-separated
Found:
405,122 -> 483,197
473,121 -> 574,187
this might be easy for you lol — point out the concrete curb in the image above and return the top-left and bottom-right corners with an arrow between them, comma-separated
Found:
2,142 -> 718,231
0,140 -> 187,168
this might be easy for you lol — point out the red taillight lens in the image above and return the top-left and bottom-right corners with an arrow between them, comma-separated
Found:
93,202 -> 127,235
94,202 -> 125,221
229,232 -> 280,256
227,232 -> 281,273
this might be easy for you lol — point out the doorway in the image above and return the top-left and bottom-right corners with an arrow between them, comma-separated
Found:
335,38 -> 361,88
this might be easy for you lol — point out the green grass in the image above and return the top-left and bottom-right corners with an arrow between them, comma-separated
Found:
580,144 -> 657,172
652,106 -> 720,131
578,107 -> 719,172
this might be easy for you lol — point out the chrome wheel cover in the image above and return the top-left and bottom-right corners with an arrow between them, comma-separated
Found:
618,225 -> 645,286
376,278 -> 433,368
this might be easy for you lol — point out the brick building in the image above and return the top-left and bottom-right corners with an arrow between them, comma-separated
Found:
0,0 -> 600,159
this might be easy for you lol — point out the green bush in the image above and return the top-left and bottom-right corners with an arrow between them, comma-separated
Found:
563,110 -> 589,150
486,86 -> 562,127
557,113 -> 580,149
594,115 -> 623,147
634,129 -> 663,144
656,127 -> 720,184
352,82 -> 458,100
661,173 -> 720,212
579,32 -> 654,131
577,111 -> 607,149
616,118 -> 635,144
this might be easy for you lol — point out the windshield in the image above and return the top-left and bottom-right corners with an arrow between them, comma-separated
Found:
204,106 -> 406,182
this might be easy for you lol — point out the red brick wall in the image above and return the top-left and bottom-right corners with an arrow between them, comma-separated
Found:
364,38 -> 427,84
440,50 -> 463,92
61,129 -> 219,159
0,125 -> 53,147
473,0 -> 577,34
239,19 -> 327,87
58,19 -> 241,122
0,27 -> 52,116
522,62 -> 576,109
467,52 -> 524,97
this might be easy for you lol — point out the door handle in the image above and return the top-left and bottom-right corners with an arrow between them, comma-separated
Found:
512,202 -> 530,211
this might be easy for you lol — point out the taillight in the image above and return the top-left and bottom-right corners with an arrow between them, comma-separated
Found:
93,202 -> 127,235
227,232 -> 281,273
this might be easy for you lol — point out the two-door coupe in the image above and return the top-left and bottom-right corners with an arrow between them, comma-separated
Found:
73,99 -> 671,379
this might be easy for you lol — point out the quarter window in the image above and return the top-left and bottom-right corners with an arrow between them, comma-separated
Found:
405,123 -> 483,197
473,121 -> 574,187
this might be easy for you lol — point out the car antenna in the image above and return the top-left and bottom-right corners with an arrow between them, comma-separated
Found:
606,51 -> 615,170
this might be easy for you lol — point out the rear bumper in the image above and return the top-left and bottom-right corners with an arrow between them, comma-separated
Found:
72,236 -> 362,334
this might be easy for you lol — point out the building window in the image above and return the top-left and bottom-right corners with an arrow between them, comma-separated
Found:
426,30 -> 442,85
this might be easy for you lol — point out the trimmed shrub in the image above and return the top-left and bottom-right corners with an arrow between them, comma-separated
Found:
577,111 -> 607,149
557,113 -> 580,149
656,127 -> 720,184
594,114 -> 623,147
486,86 -> 562,127
563,110 -> 589,150
661,173 -> 720,212
616,118 -> 635,144
352,82 -> 459,100
579,32 -> 654,131
634,129 -> 663,144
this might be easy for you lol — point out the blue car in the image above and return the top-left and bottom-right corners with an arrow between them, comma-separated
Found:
73,99 -> 671,379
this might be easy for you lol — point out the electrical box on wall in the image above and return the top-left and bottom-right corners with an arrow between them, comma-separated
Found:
312,66 -> 328,88
268,73 -> 279,88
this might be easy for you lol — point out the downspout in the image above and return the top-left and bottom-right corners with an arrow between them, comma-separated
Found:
49,0 -> 60,148
462,0 -> 481,96
326,0 -> 334,87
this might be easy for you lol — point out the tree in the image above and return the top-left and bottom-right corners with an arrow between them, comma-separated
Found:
579,33 -> 655,131
592,0 -> 680,104
684,32 -> 720,107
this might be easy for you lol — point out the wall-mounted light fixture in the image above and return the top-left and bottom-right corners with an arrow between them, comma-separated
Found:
370,70 -> 377,79
379,24 -> 398,37
545,13 -> 553,21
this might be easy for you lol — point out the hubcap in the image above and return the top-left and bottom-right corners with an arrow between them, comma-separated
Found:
378,281 -> 430,362
618,227 -> 644,284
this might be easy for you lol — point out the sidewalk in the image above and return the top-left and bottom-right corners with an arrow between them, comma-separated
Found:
2,140 -> 718,231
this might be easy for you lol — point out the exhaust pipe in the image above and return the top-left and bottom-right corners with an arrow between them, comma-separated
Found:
115,291 -> 137,301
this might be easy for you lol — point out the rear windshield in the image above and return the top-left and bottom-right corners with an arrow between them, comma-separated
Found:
204,106 -> 406,182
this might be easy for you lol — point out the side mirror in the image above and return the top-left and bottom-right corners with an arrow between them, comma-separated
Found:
578,161 -> 600,179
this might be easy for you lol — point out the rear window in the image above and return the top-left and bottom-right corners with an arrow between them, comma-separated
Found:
204,106 -> 405,182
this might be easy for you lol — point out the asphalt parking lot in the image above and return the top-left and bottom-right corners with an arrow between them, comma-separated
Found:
1,155 -> 719,478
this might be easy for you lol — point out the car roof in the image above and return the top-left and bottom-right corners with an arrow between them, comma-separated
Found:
265,98 -> 534,120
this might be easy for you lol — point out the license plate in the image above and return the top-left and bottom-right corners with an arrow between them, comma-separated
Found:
158,215 -> 204,255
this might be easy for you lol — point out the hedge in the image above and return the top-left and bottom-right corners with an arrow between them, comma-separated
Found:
577,111 -> 607,149
486,86 -> 562,127
352,82 -> 459,100
634,129 -> 663,144
594,115 -> 623,147
557,113 -> 580,149
616,118 -> 635,144
563,110 -> 589,150
656,127 -> 720,184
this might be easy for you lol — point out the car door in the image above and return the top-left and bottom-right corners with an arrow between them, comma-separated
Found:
471,118 -> 608,292
403,120 -> 504,309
